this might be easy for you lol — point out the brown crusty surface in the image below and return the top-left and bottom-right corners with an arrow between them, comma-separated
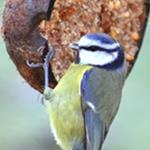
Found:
2,0 -> 149,92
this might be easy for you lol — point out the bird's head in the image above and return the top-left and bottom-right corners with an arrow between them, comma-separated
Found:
69,33 -> 125,70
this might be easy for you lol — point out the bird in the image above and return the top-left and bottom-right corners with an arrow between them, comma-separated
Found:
30,33 -> 127,150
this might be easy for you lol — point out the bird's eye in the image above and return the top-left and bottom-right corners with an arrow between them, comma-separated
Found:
88,46 -> 99,51
79,46 -> 100,51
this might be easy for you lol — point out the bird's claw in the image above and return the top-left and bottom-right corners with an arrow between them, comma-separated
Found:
26,60 -> 43,68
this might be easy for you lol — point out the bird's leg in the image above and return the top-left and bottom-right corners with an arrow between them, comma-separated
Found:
43,45 -> 54,90
26,40 -> 54,91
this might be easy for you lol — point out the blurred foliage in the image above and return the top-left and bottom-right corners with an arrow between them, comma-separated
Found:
0,0 -> 150,150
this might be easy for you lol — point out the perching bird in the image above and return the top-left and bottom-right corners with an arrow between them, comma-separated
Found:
29,33 -> 127,150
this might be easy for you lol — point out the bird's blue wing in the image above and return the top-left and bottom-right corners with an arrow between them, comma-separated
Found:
80,69 -> 105,150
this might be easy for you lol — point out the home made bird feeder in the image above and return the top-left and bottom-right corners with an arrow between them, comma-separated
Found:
2,0 -> 150,93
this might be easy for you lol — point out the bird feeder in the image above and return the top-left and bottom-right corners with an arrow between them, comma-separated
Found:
2,0 -> 150,93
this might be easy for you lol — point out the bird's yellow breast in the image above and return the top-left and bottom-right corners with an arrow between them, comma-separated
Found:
45,64 -> 92,150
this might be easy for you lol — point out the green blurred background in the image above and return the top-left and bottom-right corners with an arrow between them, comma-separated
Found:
0,1 -> 150,150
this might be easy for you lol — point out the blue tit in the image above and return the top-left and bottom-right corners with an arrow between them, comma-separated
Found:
40,33 -> 127,150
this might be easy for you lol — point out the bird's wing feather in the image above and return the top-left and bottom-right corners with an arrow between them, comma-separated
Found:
84,107 -> 105,150
81,69 -> 105,150
80,67 -> 124,150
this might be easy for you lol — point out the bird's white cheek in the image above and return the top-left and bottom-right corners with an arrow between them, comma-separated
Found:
79,50 -> 118,66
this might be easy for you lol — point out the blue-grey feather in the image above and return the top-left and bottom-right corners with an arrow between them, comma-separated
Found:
84,109 -> 104,150
81,70 -> 105,150
84,33 -> 116,45
81,70 -> 93,104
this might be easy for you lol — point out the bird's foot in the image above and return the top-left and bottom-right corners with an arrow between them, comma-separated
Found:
43,87 -> 53,101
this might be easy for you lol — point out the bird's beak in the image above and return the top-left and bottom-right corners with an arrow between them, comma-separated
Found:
69,42 -> 79,51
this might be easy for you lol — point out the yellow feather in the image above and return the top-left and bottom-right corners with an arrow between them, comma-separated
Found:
45,63 -> 92,150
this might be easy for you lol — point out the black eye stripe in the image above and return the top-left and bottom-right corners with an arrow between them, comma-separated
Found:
79,46 -> 119,53
79,46 -> 100,51
80,46 -> 100,52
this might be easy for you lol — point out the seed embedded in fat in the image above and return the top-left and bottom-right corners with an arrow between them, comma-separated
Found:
131,32 -> 140,41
